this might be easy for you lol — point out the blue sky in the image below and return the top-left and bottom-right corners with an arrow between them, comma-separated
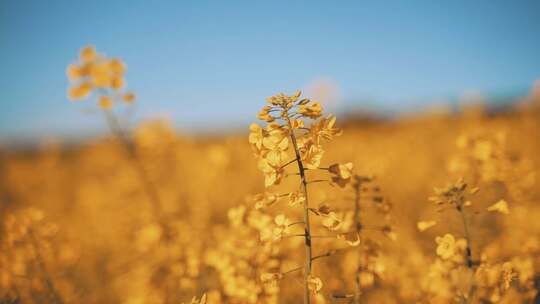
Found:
1,0 -> 540,139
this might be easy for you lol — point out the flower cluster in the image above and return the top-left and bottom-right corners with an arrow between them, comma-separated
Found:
248,91 -> 358,302
66,45 -> 135,109
204,205 -> 282,304
412,123 -> 540,303
0,208 -> 78,303
249,91 -> 343,188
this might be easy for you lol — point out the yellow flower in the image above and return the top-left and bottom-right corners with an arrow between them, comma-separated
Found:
98,96 -> 113,109
311,114 -> 342,143
257,105 -> 275,122
108,58 -> 126,75
90,62 -> 112,88
274,214 -> 289,226
337,232 -> 361,246
329,162 -> 354,187
227,205 -> 246,227
260,272 -> 283,283
273,214 -> 290,240
248,123 -> 264,151
110,76 -> 124,90
265,92 -> 289,106
122,92 -> 136,103
322,212 -> 342,231
68,82 -> 92,100
300,140 -> 324,169
66,64 -> 81,81
487,199 -> 509,214
291,119 -> 304,129
307,275 -> 323,293
288,191 -> 305,207
298,102 -> 322,119
417,220 -> 437,232
189,294 -> 207,304
436,233 -> 456,260
258,158 -> 284,187
501,262 -> 516,291
80,45 -> 97,63
253,192 -> 279,209
262,131 -> 289,166
290,90 -> 302,102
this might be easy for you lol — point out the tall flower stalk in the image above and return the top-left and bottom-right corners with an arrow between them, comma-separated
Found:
428,179 -> 477,303
66,46 -> 163,222
27,229 -> 64,304
352,176 -> 362,304
284,113 -> 313,303
249,91 -> 354,303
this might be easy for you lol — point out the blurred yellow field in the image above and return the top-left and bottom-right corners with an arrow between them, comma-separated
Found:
1,60 -> 539,302
2,3 -> 540,302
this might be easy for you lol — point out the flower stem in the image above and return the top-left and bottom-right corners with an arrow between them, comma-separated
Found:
457,205 -> 475,302
28,228 -> 64,304
285,113 -> 312,304
353,179 -> 362,304
102,109 -> 164,221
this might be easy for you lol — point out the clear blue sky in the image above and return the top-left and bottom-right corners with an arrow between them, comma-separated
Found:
1,0 -> 540,139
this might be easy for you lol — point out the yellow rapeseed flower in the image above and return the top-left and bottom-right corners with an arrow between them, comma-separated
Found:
272,214 -> 290,240
329,162 -> 354,187
262,131 -> 289,166
110,76 -> 124,90
109,58 -> 126,75
257,105 -> 274,122
436,233 -> 456,260
257,158 -> 284,187
306,275 -> 323,293
298,102 -> 322,119
322,212 -> 342,231
248,123 -> 264,151
287,191 -> 305,207
66,64 -> 81,81
68,82 -> 92,100
80,45 -> 97,63
260,272 -> 283,283
417,220 -> 437,232
122,92 -> 136,103
300,140 -> 324,169
98,96 -> 113,110
487,199 -> 510,214
311,114 -> 342,143
253,192 -> 278,209
90,62 -> 112,88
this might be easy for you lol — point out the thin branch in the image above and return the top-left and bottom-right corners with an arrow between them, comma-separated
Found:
280,158 -> 299,169
306,179 -> 329,185
288,221 -> 305,227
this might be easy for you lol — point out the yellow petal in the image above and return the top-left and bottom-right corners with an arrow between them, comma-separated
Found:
487,200 -> 509,214
80,45 -> 97,63
417,220 -> 437,232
